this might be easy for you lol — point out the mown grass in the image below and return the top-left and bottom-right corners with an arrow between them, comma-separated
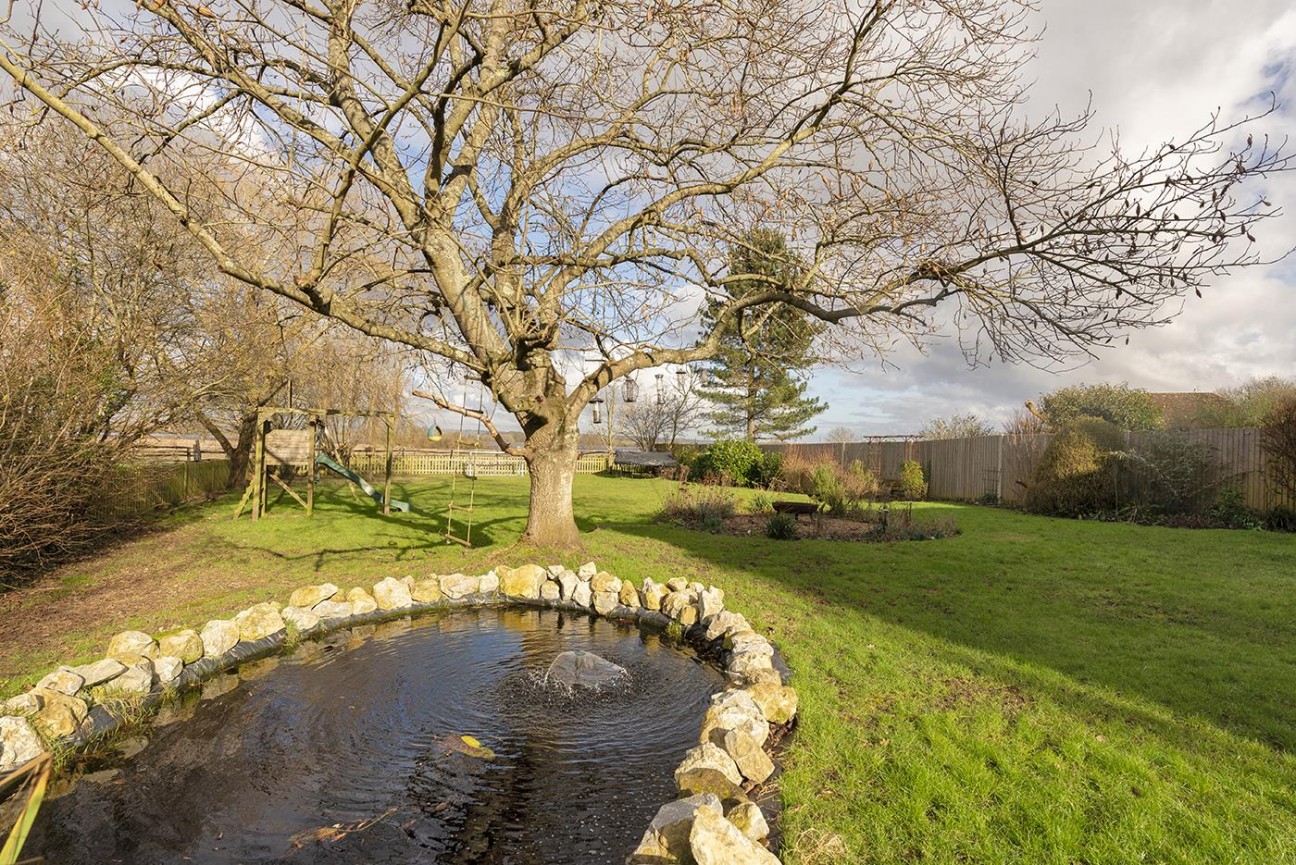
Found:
3,474 -> 1295,863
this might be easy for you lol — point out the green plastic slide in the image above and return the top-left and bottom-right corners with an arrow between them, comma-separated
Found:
314,453 -> 410,512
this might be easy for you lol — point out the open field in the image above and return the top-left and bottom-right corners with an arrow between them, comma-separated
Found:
3,475 -> 1295,863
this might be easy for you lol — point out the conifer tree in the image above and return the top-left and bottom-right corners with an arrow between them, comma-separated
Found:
699,230 -> 826,441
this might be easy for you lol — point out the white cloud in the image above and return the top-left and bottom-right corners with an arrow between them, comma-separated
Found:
807,0 -> 1296,437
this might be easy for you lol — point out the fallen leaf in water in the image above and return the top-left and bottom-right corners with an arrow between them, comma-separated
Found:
288,807 -> 398,849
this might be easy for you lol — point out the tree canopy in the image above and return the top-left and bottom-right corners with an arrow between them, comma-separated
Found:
1,0 -> 1288,545
1033,383 -> 1164,431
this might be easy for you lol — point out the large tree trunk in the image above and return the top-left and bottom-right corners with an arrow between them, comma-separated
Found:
521,426 -> 582,549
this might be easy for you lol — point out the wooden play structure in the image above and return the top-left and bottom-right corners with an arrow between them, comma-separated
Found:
233,406 -> 407,520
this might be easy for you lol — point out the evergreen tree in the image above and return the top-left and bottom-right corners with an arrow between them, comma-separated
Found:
698,230 -> 826,441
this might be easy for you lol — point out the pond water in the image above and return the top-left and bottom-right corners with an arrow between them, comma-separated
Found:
29,607 -> 725,864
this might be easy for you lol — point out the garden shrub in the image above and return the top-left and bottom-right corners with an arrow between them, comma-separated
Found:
1024,417 -> 1125,516
1261,396 -> 1296,502
897,460 -> 927,501
1265,505 -> 1296,533
806,459 -> 878,517
748,490 -> 775,514
1208,485 -> 1264,530
692,439 -> 771,487
658,485 -> 737,531
1122,432 -> 1217,515
765,512 -> 799,540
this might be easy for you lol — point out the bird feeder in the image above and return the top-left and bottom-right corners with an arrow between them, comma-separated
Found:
591,394 -> 604,424
427,424 -> 443,442
655,373 -> 665,405
623,378 -> 639,403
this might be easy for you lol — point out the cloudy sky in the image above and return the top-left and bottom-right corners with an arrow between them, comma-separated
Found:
806,0 -> 1296,437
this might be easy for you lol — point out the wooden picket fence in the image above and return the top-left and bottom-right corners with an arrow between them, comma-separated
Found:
348,450 -> 613,477
764,429 -> 1291,512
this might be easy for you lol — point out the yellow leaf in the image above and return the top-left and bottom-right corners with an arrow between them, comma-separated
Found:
460,735 -> 481,749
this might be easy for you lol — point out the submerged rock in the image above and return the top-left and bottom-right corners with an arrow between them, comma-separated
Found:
544,650 -> 627,689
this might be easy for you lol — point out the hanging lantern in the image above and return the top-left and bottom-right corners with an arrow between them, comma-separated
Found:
623,378 -> 639,403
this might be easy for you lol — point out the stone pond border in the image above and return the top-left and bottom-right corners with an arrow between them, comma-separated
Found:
0,563 -> 797,864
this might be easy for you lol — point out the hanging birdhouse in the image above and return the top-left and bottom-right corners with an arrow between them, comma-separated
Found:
623,378 -> 639,403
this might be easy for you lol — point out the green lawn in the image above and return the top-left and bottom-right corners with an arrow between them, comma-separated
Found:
4,475 -> 1295,863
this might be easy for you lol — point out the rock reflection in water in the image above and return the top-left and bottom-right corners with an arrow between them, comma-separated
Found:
29,607 -> 724,865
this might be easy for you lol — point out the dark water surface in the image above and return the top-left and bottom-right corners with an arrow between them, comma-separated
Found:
31,607 -> 725,864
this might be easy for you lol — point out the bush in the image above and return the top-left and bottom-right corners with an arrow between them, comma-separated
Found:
1209,485 -> 1264,530
1037,382 -> 1163,431
805,459 -> 878,517
765,512 -> 799,540
1265,505 -> 1296,533
1261,397 -> 1296,502
897,460 -> 926,501
1122,432 -> 1218,515
1024,417 -> 1125,516
692,439 -> 771,487
658,484 -> 737,531
748,490 -> 775,514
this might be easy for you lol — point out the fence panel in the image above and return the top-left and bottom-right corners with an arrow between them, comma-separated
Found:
762,429 -> 1285,511
95,460 -> 231,521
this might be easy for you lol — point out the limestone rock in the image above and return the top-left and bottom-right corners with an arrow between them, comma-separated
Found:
704,610 -> 748,642
722,728 -> 775,783
401,575 -> 416,592
675,742 -> 743,787
711,688 -> 763,716
478,571 -> 500,593
662,590 -> 697,622
65,658 -> 127,689
699,586 -> 725,621
547,564 -> 566,577
288,583 -> 339,610
346,587 -> 379,614
577,561 -> 598,579
154,656 -> 185,686
701,703 -> 769,748
200,619 -> 240,657
627,793 -> 722,863
728,632 -> 774,657
727,651 -> 774,678
106,631 -> 158,664
557,571 -> 579,601
157,630 -> 204,664
372,577 -> 414,611
640,578 -> 669,611
234,602 -> 287,641
410,578 -> 444,604
0,716 -> 45,773
36,669 -> 84,696
104,661 -> 155,697
313,599 -> 355,620
744,668 -> 785,687
282,606 -> 321,632
747,683 -> 798,724
667,577 -> 689,592
676,766 -> 746,801
500,564 -> 548,599
592,591 -> 619,616
33,690 -> 89,739
590,571 -> 621,594
572,581 -> 593,607
540,581 -> 561,602
689,804 -> 780,865
439,573 -> 480,600
725,801 -> 770,842
618,580 -> 640,608
0,693 -> 43,716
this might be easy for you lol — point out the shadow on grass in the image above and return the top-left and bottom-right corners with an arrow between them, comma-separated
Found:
603,512 -> 1296,753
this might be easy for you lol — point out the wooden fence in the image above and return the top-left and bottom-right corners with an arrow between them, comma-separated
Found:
95,460 -> 231,520
348,450 -> 613,477
764,429 -> 1291,512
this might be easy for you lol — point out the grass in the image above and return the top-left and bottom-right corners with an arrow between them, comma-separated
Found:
3,474 -> 1295,863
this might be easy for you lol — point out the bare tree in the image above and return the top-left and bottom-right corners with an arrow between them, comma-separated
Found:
825,426 -> 858,444
920,414 -> 995,440
1,0 -> 1288,546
